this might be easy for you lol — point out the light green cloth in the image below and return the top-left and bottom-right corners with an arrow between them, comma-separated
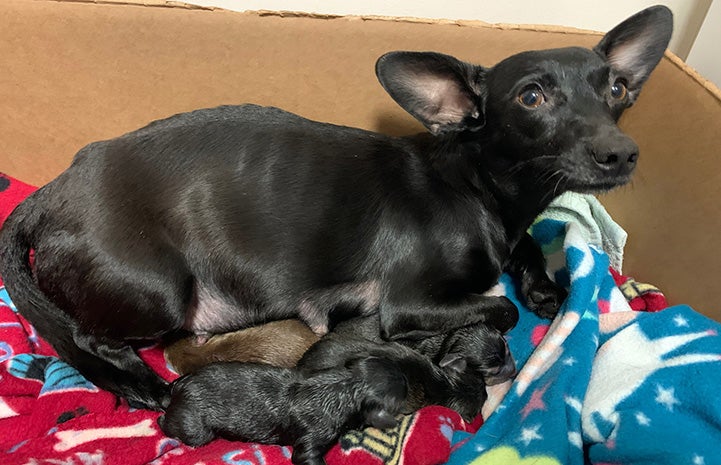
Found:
537,192 -> 628,272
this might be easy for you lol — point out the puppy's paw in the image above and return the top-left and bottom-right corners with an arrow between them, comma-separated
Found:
525,280 -> 567,319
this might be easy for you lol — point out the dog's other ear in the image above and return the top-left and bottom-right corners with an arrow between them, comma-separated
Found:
376,51 -> 486,135
594,5 -> 673,101
439,353 -> 467,374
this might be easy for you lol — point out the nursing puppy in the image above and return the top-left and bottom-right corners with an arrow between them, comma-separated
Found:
296,319 -> 503,422
298,313 -> 517,389
165,319 -> 320,374
159,357 -> 407,465
0,6 -> 672,409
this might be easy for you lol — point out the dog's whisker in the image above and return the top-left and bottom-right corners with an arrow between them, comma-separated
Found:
500,156 -> 559,180
552,171 -> 565,197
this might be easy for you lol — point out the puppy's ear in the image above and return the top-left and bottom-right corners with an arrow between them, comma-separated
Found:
439,353 -> 467,374
376,51 -> 486,135
594,5 -> 673,102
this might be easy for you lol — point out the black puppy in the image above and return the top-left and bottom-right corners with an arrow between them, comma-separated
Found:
0,6 -> 672,409
300,312 -> 516,385
297,316 -> 510,422
158,356 -> 407,465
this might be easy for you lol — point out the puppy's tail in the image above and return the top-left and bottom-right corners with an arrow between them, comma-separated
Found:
0,192 -> 168,410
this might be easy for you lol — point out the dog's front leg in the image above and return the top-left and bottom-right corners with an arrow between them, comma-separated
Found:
379,288 -> 518,341
507,233 -> 567,319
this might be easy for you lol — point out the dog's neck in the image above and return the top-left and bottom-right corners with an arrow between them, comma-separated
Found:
476,153 -> 565,241
412,133 -> 566,245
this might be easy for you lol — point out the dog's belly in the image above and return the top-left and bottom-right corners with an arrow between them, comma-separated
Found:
182,279 -> 382,337
183,285 -> 260,335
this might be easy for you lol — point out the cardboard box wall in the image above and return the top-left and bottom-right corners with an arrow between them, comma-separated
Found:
1,0 -> 720,320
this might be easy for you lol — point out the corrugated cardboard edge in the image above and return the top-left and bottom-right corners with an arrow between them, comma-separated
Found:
38,0 -> 721,102
663,52 -> 721,102
39,0 -> 215,9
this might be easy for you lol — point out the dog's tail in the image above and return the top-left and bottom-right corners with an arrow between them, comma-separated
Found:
0,190 -> 68,345
0,191 -> 168,410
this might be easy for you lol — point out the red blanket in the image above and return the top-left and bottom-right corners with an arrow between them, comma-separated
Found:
0,174 -> 479,464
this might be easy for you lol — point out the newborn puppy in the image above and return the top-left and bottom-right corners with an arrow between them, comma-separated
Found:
413,321 -> 516,386
302,314 -> 516,386
297,315 -> 515,422
165,319 -> 320,374
159,356 -> 406,465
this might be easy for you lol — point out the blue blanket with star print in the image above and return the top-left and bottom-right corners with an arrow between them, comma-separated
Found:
447,215 -> 721,465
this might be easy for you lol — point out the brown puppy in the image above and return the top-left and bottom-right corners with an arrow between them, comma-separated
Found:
165,319 -> 320,375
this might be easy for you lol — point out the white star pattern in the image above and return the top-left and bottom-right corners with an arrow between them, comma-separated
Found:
673,314 -> 689,327
519,425 -> 543,446
693,455 -> 705,465
655,385 -> 680,411
635,411 -> 651,426
562,356 -> 577,366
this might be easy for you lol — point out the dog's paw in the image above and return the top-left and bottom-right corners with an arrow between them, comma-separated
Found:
488,296 -> 520,333
525,280 -> 567,319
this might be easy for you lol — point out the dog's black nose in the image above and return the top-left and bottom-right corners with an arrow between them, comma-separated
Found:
591,133 -> 639,169
593,149 -> 638,166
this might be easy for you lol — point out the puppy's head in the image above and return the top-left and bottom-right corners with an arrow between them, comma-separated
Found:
350,356 -> 408,430
376,6 -> 672,196
438,323 -> 516,386
425,323 -> 514,422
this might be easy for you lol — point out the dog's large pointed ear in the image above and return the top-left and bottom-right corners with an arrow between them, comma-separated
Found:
376,51 -> 486,135
594,5 -> 673,102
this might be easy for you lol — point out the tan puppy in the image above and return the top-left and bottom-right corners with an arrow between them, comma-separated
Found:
165,319 -> 320,375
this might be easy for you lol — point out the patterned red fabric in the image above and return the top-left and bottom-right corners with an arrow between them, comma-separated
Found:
0,173 -> 476,465
609,267 -> 668,312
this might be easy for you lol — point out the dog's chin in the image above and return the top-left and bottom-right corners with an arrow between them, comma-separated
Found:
564,173 -> 632,194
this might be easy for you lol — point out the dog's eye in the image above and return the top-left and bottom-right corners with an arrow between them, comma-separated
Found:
611,79 -> 628,100
518,87 -> 545,108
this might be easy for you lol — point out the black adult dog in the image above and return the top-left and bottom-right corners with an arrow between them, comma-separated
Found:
0,6 -> 672,410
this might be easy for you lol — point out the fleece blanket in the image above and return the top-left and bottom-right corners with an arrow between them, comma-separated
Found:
0,172 -> 719,465
447,212 -> 721,464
